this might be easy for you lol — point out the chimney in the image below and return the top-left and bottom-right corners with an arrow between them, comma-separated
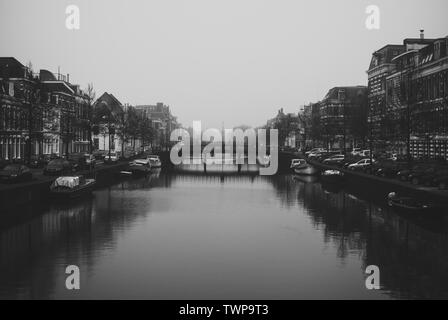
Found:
420,29 -> 424,39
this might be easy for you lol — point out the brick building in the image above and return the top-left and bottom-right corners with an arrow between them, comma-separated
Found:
320,86 -> 368,150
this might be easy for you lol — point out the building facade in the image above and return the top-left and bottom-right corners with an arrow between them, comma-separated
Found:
368,32 -> 448,160
0,57 -> 40,161
0,57 -> 95,162
301,102 -> 322,149
320,86 -> 368,150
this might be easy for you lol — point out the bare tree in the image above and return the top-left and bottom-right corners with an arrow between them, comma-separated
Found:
86,83 -> 96,153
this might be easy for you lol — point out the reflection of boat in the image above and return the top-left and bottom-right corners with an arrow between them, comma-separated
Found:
387,192 -> 438,213
50,176 -> 96,199
291,159 -> 319,175
321,170 -> 345,184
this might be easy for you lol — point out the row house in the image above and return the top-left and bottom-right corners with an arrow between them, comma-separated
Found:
0,57 -> 91,161
70,84 -> 91,154
92,92 -> 124,153
0,57 -> 40,161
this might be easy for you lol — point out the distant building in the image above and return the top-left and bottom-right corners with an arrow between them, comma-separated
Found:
92,92 -> 124,153
265,108 -> 301,148
302,102 -> 322,149
134,103 -> 178,149
320,86 -> 368,150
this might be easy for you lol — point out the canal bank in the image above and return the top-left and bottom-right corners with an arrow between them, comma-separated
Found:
0,162 -> 128,209
307,159 -> 448,205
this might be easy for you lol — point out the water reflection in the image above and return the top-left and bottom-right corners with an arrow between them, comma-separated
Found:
0,172 -> 447,299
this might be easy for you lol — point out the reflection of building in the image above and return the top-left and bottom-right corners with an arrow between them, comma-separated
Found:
320,86 -> 368,150
368,31 -> 448,160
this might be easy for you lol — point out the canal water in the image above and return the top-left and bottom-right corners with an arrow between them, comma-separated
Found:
1,169 -> 448,299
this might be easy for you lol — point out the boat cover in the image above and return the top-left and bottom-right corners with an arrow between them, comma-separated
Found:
52,176 -> 80,189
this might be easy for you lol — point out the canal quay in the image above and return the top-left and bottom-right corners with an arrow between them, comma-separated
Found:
1,158 -> 448,300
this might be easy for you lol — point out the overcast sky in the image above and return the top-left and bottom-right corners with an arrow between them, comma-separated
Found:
1,0 -> 447,128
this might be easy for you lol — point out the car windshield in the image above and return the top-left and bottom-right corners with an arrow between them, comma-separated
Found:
3,165 -> 20,172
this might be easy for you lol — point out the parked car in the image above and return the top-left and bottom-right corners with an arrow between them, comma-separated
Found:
350,148 -> 362,156
307,152 -> 324,160
386,153 -> 398,161
0,159 -> 12,169
104,152 -> 119,164
27,155 -> 47,168
93,151 -> 106,161
43,159 -> 75,176
305,148 -> 325,157
348,158 -> 375,171
0,164 -> 33,183
317,151 -> 341,162
83,154 -> 96,167
359,150 -> 372,158
42,153 -> 59,165
322,154 -> 345,166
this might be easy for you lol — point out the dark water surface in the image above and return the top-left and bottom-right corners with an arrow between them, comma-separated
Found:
1,170 -> 448,299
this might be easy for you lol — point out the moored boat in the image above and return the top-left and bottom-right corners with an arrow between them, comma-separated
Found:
291,159 -> 319,175
50,175 -> 96,199
125,159 -> 152,175
387,192 -> 439,213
